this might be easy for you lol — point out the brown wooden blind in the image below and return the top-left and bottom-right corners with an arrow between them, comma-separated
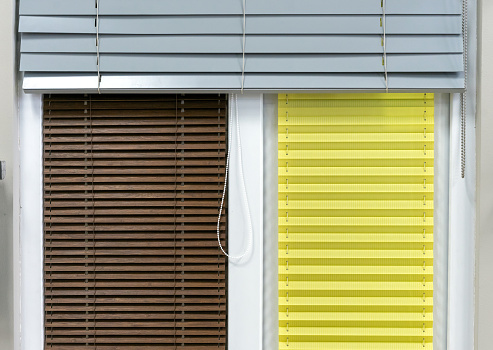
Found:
43,94 -> 228,349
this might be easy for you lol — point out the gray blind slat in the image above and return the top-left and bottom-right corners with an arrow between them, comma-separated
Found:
20,54 -> 463,73
22,73 -> 464,92
20,0 -> 461,15
21,35 -> 463,54
20,15 -> 462,35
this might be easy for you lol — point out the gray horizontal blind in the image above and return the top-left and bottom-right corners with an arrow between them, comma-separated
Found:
19,0 -> 464,92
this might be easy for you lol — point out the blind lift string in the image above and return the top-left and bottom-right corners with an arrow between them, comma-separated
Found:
216,94 -> 253,261
96,0 -> 101,93
382,0 -> 388,92
461,0 -> 468,178
241,0 -> 246,92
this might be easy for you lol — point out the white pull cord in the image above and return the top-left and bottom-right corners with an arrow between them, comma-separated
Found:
216,94 -> 253,260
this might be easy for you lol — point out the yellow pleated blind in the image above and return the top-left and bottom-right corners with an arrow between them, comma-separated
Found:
278,93 -> 434,350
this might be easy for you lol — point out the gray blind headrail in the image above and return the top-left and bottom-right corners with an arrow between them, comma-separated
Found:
19,0 -> 464,92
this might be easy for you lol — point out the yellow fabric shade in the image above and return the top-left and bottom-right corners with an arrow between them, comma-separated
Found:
278,93 -> 434,350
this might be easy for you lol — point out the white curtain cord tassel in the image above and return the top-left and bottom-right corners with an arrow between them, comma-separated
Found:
216,94 -> 253,261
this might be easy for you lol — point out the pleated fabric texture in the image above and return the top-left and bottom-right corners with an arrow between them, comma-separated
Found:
278,93 -> 434,350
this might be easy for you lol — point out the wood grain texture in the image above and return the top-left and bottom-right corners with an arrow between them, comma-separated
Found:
43,94 -> 228,349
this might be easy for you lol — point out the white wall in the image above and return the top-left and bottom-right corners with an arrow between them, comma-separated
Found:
476,1 -> 493,349
0,0 -> 16,349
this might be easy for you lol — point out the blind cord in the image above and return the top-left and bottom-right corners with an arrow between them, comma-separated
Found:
216,94 -> 253,261
96,0 -> 101,93
241,0 -> 246,92
382,0 -> 388,92
461,0 -> 468,178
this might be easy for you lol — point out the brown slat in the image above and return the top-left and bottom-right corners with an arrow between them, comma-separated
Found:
46,321 -> 226,328
44,135 -> 225,142
44,126 -> 225,134
44,176 -> 225,184
44,200 -> 224,208
44,94 -> 228,349
45,314 -> 226,321
44,117 -> 227,126
44,209 -> 222,215
43,100 -> 227,110
44,224 -> 226,231
43,108 -> 227,118
43,151 -> 226,159
45,265 -> 226,272
44,168 -> 226,175
45,305 -> 227,312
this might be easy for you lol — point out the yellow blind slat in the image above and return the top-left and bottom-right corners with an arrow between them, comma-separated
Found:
278,93 -> 434,349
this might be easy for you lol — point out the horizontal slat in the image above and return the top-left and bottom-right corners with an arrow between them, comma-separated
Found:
45,305 -> 227,312
279,281 -> 433,291
45,265 -> 226,272
44,289 -> 226,296
279,342 -> 432,350
277,249 -> 433,259
279,200 -> 433,210
279,266 -> 433,275
46,321 -> 226,327
45,281 -> 225,288
45,273 -> 226,280
278,150 -> 434,159
45,313 -> 226,320
41,347 -> 224,350
44,200 -> 223,208
281,133 -> 433,143
21,53 -> 463,73
44,224 -> 225,231
44,208 -> 222,215
279,184 -> 433,193
23,73 -> 465,92
19,15 -> 461,35
21,34 -> 463,54
20,0 -> 461,15
44,337 -> 226,344
279,296 -> 432,306
278,327 -> 432,337
46,331 -> 226,337
277,167 -> 433,176
279,311 -> 432,322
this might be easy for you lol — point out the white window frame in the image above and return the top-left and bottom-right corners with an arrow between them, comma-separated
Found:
15,0 -> 478,339
15,91 -> 477,350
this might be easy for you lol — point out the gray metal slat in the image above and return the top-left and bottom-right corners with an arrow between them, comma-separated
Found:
22,72 -> 464,92
19,0 -> 461,15
19,16 -> 96,34
19,15 -> 461,35
20,53 -> 463,73
21,34 -> 463,55
245,73 -> 464,90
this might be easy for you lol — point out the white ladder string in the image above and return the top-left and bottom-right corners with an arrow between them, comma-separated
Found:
382,0 -> 388,92
241,0 -> 246,92
96,0 -> 101,93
